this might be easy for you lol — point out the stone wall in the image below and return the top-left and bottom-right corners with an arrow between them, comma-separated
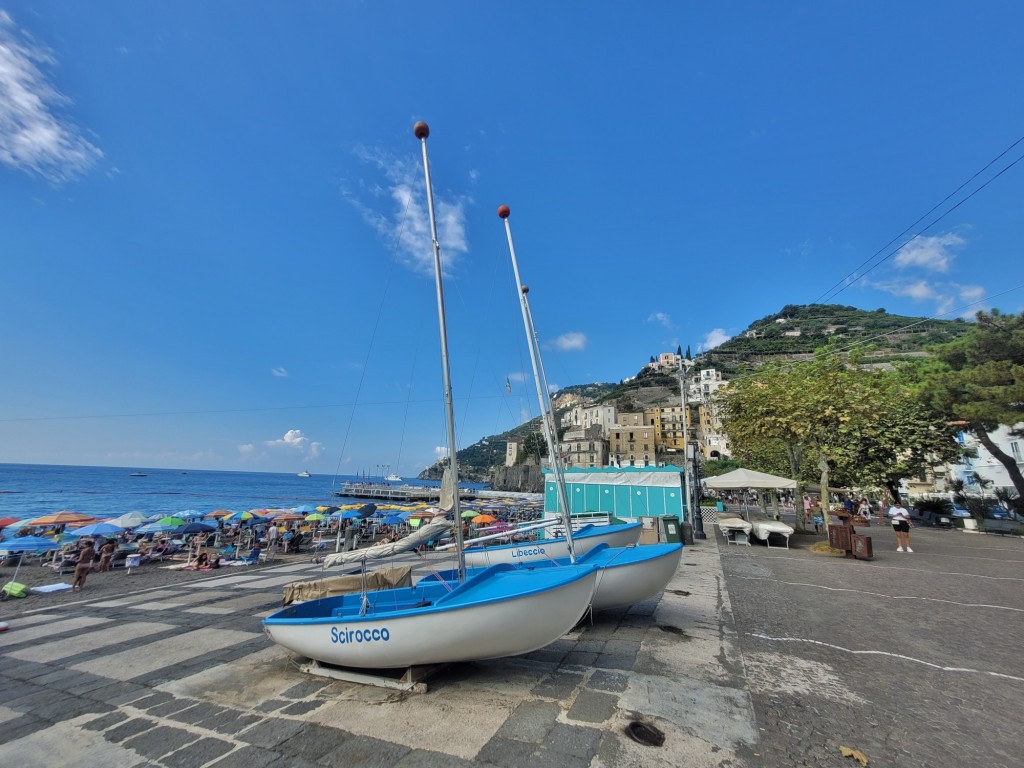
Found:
490,464 -> 544,493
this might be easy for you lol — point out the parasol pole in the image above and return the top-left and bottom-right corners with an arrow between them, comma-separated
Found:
414,121 -> 466,584
498,205 -> 577,561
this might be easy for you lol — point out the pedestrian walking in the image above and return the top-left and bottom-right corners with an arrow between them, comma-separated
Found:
857,497 -> 872,523
803,494 -> 812,526
888,500 -> 913,552
72,539 -> 96,592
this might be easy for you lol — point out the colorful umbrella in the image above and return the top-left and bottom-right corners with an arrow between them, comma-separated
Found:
294,504 -> 316,513
382,515 -> 405,525
68,522 -> 125,537
471,514 -> 497,524
28,511 -> 98,526
461,509 -> 478,518
305,513 -> 326,522
223,510 -> 265,523
177,522 -> 216,535
205,509 -> 234,519
109,511 -> 149,528
0,517 -> 21,529
155,516 -> 187,528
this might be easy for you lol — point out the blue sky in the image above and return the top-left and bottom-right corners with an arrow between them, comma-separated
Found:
2,2 -> 1023,475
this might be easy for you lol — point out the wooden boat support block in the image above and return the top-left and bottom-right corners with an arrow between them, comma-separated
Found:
298,659 -> 448,693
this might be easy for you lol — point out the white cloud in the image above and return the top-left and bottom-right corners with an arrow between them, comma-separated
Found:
434,445 -> 448,460
875,279 -> 937,301
699,328 -> 730,351
262,429 -> 323,459
894,233 -> 964,273
552,331 -> 587,351
647,311 -> 673,329
344,144 -> 469,277
271,367 -> 288,377
0,12 -> 102,181
958,284 -> 985,303
238,443 -> 255,455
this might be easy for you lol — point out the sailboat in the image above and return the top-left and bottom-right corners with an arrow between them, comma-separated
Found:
425,206 -> 682,611
263,122 -> 599,670
456,212 -> 644,567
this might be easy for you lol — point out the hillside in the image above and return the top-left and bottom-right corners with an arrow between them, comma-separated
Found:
702,303 -> 971,375
421,304 -> 972,483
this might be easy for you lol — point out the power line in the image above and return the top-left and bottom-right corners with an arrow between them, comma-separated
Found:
813,133 -> 1024,304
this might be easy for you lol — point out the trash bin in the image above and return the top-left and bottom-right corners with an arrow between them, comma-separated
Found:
680,521 -> 694,546
659,515 -> 683,544
852,534 -> 873,560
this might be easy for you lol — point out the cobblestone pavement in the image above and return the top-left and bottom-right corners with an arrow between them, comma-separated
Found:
0,541 -> 759,767
719,523 -> 1024,768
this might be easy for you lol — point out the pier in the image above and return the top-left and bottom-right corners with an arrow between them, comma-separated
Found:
334,482 -> 477,502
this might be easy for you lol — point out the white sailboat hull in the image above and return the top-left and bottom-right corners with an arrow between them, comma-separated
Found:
463,522 -> 641,568
587,544 -> 682,611
264,565 -> 598,669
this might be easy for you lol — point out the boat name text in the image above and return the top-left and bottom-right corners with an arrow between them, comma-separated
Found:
330,627 -> 390,644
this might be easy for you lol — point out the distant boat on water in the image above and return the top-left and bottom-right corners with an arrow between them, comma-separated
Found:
297,470 -> 312,478
386,474 -> 402,482
129,471 -> 147,477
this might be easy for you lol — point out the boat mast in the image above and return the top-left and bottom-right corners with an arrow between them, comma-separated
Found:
414,121 -> 466,583
498,205 -> 577,562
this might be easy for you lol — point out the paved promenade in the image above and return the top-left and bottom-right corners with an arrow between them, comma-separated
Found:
1,524 -> 1020,767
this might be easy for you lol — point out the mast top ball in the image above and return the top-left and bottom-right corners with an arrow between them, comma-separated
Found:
522,285 -> 530,295
497,205 -> 511,219
413,121 -> 430,139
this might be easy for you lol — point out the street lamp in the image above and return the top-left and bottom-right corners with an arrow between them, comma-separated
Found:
679,358 -> 707,540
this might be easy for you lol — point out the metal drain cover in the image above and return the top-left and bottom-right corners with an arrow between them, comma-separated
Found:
626,721 -> 665,747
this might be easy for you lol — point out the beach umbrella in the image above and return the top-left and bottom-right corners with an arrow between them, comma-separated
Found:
341,510 -> 363,519
383,515 -> 405,525
472,514 -> 497,524
205,509 -> 234,519
460,509 -> 477,518
271,512 -> 304,523
28,511 -> 98,527
0,519 -> 32,539
223,510 -> 263,523
1,535 -> 60,592
110,511 -> 149,528
155,516 -> 187,528
305,513 -> 326,522
294,504 -> 316,513
135,522 -> 178,534
68,522 -> 125,538
0,517 -> 20,530
178,510 -> 205,521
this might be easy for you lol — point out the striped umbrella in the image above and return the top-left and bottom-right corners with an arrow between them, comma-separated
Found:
205,509 -> 234,519
28,511 -> 98,526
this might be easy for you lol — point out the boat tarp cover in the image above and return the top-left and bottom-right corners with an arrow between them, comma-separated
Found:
281,565 -> 413,606
321,518 -> 452,568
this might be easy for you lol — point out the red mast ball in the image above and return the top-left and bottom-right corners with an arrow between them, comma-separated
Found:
413,121 -> 430,139
522,285 -> 530,295
497,205 -> 511,219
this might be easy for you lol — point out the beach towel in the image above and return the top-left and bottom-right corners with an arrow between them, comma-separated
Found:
29,583 -> 72,594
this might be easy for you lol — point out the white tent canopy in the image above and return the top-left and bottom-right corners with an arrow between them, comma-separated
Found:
702,468 -> 796,490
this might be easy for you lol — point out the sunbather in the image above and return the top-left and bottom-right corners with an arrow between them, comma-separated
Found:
72,540 -> 95,592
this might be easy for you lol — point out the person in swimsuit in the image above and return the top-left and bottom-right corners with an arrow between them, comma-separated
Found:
72,540 -> 96,591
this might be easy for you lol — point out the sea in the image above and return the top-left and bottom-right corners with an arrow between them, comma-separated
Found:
0,463 -> 487,522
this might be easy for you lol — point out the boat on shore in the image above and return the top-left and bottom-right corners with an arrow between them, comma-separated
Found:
263,122 -> 598,671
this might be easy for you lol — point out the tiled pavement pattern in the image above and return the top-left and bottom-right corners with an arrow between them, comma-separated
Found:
5,526 -> 1018,767
0,544 -> 756,768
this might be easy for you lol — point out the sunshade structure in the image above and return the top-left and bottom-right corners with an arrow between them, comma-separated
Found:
68,522 -> 125,538
109,512 -> 149,528
28,511 -> 98,527
1,535 -> 60,590
223,510 -> 266,524
178,522 -> 216,535
0,517 -> 21,530
293,504 -> 316,513
702,468 -> 797,490
472,514 -> 497,524
271,512 -> 304,523
205,509 -> 234,519
154,516 -> 187,528
305,513 -> 326,522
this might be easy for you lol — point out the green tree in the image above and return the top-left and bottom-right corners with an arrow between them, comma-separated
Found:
923,310 -> 1024,498
720,346 -> 960,527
